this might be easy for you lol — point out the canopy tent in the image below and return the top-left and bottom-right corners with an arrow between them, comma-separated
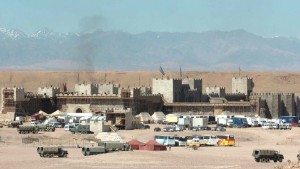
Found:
37,110 -> 48,116
51,110 -> 65,117
139,140 -> 167,151
127,139 -> 145,150
137,112 -> 154,124
151,111 -> 165,122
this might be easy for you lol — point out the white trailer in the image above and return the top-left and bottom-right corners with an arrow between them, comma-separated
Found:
178,116 -> 191,127
246,117 -> 259,127
192,117 -> 208,127
165,114 -> 179,124
217,117 -> 229,126
256,118 -> 267,126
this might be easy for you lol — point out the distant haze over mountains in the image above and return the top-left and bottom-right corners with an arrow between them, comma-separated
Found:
1,27 -> 300,71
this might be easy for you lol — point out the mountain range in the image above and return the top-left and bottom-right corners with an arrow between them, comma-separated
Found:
1,27 -> 300,71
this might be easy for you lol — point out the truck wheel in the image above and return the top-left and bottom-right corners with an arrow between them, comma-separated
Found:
279,159 -> 283,162
266,158 -> 270,162
274,160 -> 277,163
260,158 -> 265,163
255,158 -> 259,162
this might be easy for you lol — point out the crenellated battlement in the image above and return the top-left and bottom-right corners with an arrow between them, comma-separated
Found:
56,93 -> 118,97
140,94 -> 162,97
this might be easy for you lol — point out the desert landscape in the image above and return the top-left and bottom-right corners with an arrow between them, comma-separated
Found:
1,123 -> 300,169
1,70 -> 300,169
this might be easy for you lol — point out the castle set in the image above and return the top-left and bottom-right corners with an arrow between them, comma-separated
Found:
0,75 -> 298,124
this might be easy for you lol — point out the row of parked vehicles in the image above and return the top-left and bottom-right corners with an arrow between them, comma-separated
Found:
159,125 -> 226,132
216,116 -> 299,128
37,142 -> 132,158
154,134 -> 235,147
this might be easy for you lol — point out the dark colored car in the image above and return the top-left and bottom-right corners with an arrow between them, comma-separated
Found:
141,124 -> 150,129
154,127 -> 161,132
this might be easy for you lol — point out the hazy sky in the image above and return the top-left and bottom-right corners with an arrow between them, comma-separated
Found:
0,0 -> 299,37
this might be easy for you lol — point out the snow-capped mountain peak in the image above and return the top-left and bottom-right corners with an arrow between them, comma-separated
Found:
30,28 -> 58,39
0,27 -> 26,39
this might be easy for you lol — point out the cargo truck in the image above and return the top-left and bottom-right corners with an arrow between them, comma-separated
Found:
37,147 -> 68,158
69,124 -> 93,134
17,125 -> 39,134
232,117 -> 248,128
252,149 -> 284,163
165,114 -> 179,125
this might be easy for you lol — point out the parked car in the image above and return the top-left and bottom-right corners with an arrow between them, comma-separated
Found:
163,126 -> 175,132
200,126 -> 211,130
31,121 -> 42,126
154,127 -> 161,132
192,127 -> 201,131
50,122 -> 62,128
216,126 -> 226,131
142,124 -> 150,129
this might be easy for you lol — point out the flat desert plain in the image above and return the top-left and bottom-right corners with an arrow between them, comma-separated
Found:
1,125 -> 300,169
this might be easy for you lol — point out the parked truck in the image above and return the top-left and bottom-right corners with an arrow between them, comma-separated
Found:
246,117 -> 259,127
7,121 -> 22,128
165,114 -> 179,125
17,125 -> 39,134
37,146 -> 68,158
69,124 -> 93,134
82,142 -> 131,156
252,149 -> 284,163
37,124 -> 55,132
178,116 -> 191,128
192,117 -> 208,127
217,117 -> 229,127
232,117 -> 248,128
82,146 -> 106,156
98,142 -> 132,152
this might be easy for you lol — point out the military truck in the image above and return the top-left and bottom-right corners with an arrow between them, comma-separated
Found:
82,142 -> 131,156
36,124 -> 55,132
17,125 -> 39,134
82,146 -> 106,156
37,147 -> 68,158
98,142 -> 132,152
69,124 -> 93,134
252,149 -> 284,163
7,121 -> 22,128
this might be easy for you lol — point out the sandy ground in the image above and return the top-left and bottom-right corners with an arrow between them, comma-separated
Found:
1,124 -> 300,169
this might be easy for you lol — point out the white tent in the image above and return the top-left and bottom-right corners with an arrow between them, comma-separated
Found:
137,112 -> 154,124
51,110 -> 64,117
37,110 -> 48,116
152,111 -> 165,122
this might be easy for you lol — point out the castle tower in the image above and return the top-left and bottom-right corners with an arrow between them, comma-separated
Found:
75,83 -> 98,95
152,77 -> 182,103
232,77 -> 253,96
182,78 -> 202,102
38,86 -> 60,98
